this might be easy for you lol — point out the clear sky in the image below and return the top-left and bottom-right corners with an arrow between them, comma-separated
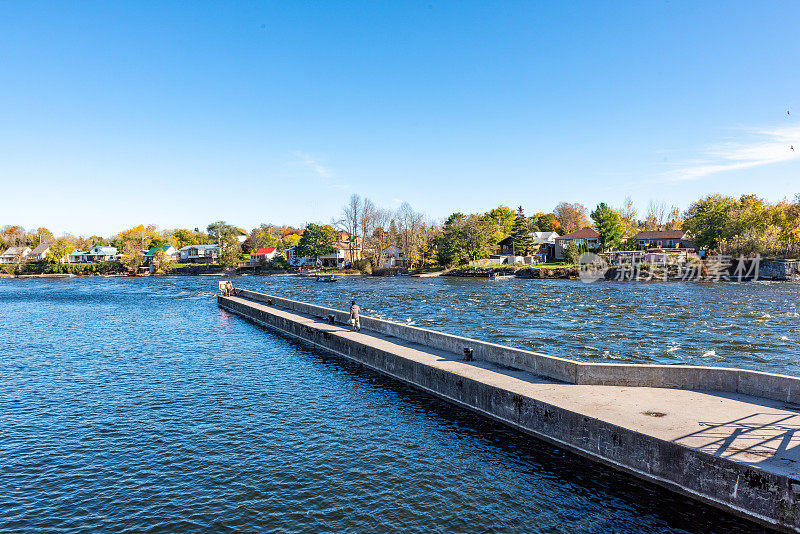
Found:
1,1 -> 798,236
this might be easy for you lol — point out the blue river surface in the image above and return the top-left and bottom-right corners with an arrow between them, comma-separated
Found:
2,275 -> 798,533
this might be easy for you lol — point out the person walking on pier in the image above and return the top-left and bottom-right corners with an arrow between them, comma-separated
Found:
349,300 -> 361,332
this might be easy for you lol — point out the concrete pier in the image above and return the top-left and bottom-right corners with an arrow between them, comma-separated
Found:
219,290 -> 800,531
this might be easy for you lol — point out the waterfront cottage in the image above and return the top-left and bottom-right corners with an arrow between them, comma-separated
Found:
318,249 -> 347,268
250,247 -> 277,264
336,230 -> 363,263
633,230 -> 694,250
234,228 -> 248,244
554,228 -> 600,259
377,245 -> 405,268
68,250 -> 89,263
284,247 -> 308,266
68,246 -> 119,263
28,242 -> 53,262
86,246 -> 119,262
178,244 -> 219,263
0,246 -> 32,264
497,231 -> 558,260
145,245 -> 178,261
285,247 -> 346,268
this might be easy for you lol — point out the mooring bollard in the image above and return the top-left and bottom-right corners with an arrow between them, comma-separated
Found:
267,299 -> 272,305
327,314 -> 336,324
463,347 -> 474,362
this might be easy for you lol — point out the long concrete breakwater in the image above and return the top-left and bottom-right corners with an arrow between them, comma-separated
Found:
219,289 -> 800,531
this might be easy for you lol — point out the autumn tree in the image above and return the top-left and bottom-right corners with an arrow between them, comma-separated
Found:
485,206 -> 515,237
1,225 -> 26,247
618,196 -> 639,237
283,234 -> 301,248
665,206 -> 683,231
282,227 -> 302,239
645,200 -> 668,230
553,202 -> 589,233
245,224 -> 280,253
682,195 -> 738,252
122,241 -> 144,273
777,195 -> 800,256
47,238 -> 74,264
437,213 -> 494,265
27,228 -> 54,247
171,228 -> 211,249
113,224 -> 160,251
534,213 -> 561,233
218,233 -> 242,270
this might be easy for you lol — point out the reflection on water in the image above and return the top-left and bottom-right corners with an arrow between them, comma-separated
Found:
0,276 -> 788,533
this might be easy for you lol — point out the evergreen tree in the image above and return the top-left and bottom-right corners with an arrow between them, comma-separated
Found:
511,206 -> 535,255
388,219 -> 399,246
590,202 -> 623,251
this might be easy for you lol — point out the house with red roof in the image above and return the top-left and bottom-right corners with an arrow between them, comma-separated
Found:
250,247 -> 277,264
554,228 -> 600,259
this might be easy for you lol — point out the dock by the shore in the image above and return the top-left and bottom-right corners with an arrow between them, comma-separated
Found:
218,289 -> 800,532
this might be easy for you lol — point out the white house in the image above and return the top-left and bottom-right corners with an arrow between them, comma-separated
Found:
495,231 -> 559,263
86,246 -> 119,262
0,246 -> 32,264
68,250 -> 89,263
377,245 -> 405,268
285,247 -> 346,268
250,247 -> 277,264
178,244 -> 218,263
285,247 -> 311,267
318,249 -> 346,269
554,228 -> 601,259
68,246 -> 119,263
235,228 -> 248,244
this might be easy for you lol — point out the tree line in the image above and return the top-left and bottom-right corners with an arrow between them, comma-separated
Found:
3,192 -> 799,270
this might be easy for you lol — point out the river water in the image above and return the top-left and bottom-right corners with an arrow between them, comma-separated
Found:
2,275 -> 797,533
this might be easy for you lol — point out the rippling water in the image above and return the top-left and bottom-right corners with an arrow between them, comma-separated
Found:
2,276 -> 794,533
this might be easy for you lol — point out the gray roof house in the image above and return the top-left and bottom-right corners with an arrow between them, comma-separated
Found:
86,246 -> 118,262
68,250 -> 89,263
29,242 -> 53,261
68,246 -> 119,263
0,246 -> 32,264
178,244 -> 218,263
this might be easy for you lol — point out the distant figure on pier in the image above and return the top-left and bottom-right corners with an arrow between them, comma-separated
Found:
349,300 -> 361,332
219,280 -> 234,296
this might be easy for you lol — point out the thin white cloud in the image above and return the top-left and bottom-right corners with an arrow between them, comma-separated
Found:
291,151 -> 348,189
662,125 -> 800,182
293,150 -> 332,178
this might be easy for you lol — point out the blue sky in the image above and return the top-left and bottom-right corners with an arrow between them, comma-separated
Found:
1,1 -> 798,236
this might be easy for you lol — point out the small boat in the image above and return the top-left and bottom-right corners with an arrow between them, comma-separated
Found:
315,275 -> 338,283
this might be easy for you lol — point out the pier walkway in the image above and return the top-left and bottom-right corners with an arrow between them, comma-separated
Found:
219,291 -> 800,531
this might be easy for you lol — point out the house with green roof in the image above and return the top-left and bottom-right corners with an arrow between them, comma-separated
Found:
144,246 -> 178,261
